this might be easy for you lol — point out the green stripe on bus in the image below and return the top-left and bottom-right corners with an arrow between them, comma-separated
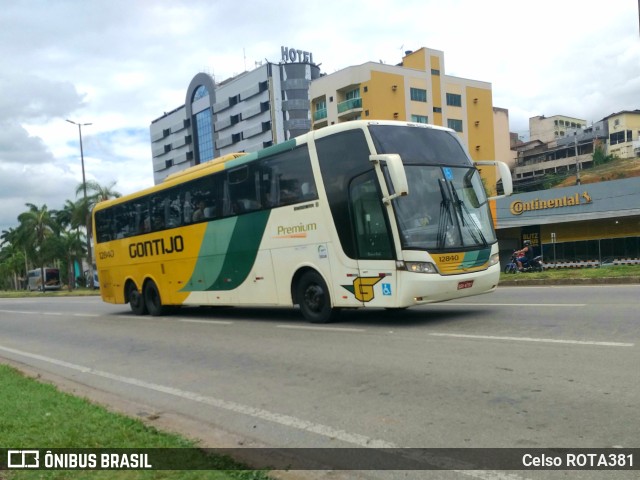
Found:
460,248 -> 491,268
184,210 -> 271,292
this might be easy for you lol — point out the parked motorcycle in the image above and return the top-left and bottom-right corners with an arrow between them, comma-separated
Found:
504,251 -> 543,273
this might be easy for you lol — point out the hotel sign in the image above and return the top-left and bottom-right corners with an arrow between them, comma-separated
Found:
281,46 -> 315,64
510,191 -> 592,216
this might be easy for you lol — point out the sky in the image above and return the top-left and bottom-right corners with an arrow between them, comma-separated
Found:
0,0 -> 639,235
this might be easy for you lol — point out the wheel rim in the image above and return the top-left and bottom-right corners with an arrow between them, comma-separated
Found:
147,286 -> 159,310
130,288 -> 142,308
304,283 -> 324,313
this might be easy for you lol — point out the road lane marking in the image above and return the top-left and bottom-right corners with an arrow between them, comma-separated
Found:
0,345 -> 531,479
0,344 -> 393,448
443,303 -> 586,307
429,332 -> 634,347
178,319 -> 233,325
276,325 -> 366,333
0,310 -> 100,318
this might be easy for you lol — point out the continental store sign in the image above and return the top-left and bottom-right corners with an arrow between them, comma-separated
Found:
510,191 -> 592,216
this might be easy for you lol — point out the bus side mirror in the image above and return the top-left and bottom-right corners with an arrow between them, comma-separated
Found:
475,160 -> 513,200
370,154 -> 409,204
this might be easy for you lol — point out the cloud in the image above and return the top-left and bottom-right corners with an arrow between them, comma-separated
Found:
1,0 -> 639,234
0,72 -> 84,122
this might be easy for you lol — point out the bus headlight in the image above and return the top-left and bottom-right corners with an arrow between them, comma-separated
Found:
396,261 -> 438,274
489,253 -> 500,267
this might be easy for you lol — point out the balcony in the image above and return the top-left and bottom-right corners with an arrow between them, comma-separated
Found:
337,97 -> 362,115
313,108 -> 327,121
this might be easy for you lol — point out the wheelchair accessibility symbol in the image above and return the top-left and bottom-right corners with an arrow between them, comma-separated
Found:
381,283 -> 392,296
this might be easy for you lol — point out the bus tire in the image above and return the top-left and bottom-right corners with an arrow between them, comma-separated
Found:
128,282 -> 147,315
297,270 -> 337,324
144,281 -> 165,316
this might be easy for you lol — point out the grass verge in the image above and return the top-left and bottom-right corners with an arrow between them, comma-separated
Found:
0,289 -> 100,298
500,263 -> 640,283
0,364 -> 273,480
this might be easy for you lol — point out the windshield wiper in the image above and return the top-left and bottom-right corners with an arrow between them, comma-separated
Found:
436,179 -> 455,249
448,181 -> 487,247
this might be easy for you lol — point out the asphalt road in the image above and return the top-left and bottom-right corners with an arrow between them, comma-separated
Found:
0,285 -> 638,480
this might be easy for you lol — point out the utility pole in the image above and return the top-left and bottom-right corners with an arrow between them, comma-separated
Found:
66,119 -> 94,289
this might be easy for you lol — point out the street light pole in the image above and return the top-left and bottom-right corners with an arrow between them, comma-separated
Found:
573,131 -> 581,185
66,119 -> 94,289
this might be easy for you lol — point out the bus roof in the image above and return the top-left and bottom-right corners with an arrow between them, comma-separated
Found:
93,120 -> 456,212
163,152 -> 247,182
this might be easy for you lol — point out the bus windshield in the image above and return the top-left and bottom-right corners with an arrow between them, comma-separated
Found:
391,165 -> 496,250
368,123 -> 496,251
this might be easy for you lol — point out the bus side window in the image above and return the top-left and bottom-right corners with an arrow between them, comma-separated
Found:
350,172 -> 393,260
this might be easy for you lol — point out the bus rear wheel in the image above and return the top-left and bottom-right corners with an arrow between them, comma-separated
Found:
297,271 -> 337,324
128,283 -> 147,315
144,281 -> 166,316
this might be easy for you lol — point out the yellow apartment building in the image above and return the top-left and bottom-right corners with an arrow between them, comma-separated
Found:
604,110 -> 640,159
309,47 -> 509,192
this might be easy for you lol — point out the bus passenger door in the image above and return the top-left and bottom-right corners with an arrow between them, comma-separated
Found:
349,172 -> 397,307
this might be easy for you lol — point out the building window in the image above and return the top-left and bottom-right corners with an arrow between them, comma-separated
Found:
610,131 -> 625,145
411,115 -> 428,124
346,88 -> 360,100
447,119 -> 463,132
431,69 -> 440,76
193,85 -> 209,101
195,108 -> 214,163
446,93 -> 462,107
410,88 -> 427,102
433,107 -> 442,113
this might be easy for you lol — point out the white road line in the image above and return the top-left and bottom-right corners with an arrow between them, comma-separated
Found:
178,319 -> 233,325
0,346 -> 531,479
0,310 -> 100,318
429,332 -> 634,347
276,325 -> 366,333
0,344 -> 392,448
444,303 -> 586,307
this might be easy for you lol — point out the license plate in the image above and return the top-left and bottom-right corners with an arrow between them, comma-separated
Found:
457,280 -> 474,290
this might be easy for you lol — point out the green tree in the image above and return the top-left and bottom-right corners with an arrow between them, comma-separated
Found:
17,203 -> 58,292
56,199 -> 86,234
56,230 -> 86,291
74,180 -> 121,288
592,145 -> 614,167
0,239 -> 26,290
0,227 -> 29,289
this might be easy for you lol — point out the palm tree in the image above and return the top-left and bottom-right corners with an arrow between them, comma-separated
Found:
56,199 -> 85,234
57,230 -> 86,291
74,180 -> 121,288
1,227 -> 30,286
17,203 -> 57,292
0,240 -> 26,290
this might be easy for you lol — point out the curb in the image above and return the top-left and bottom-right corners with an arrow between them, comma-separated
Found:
499,277 -> 640,286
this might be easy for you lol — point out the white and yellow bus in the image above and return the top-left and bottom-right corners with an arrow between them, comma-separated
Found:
93,120 -> 512,322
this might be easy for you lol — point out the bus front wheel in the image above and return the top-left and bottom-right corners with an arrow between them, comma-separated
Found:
297,271 -> 337,324
128,283 -> 147,315
144,281 -> 166,316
